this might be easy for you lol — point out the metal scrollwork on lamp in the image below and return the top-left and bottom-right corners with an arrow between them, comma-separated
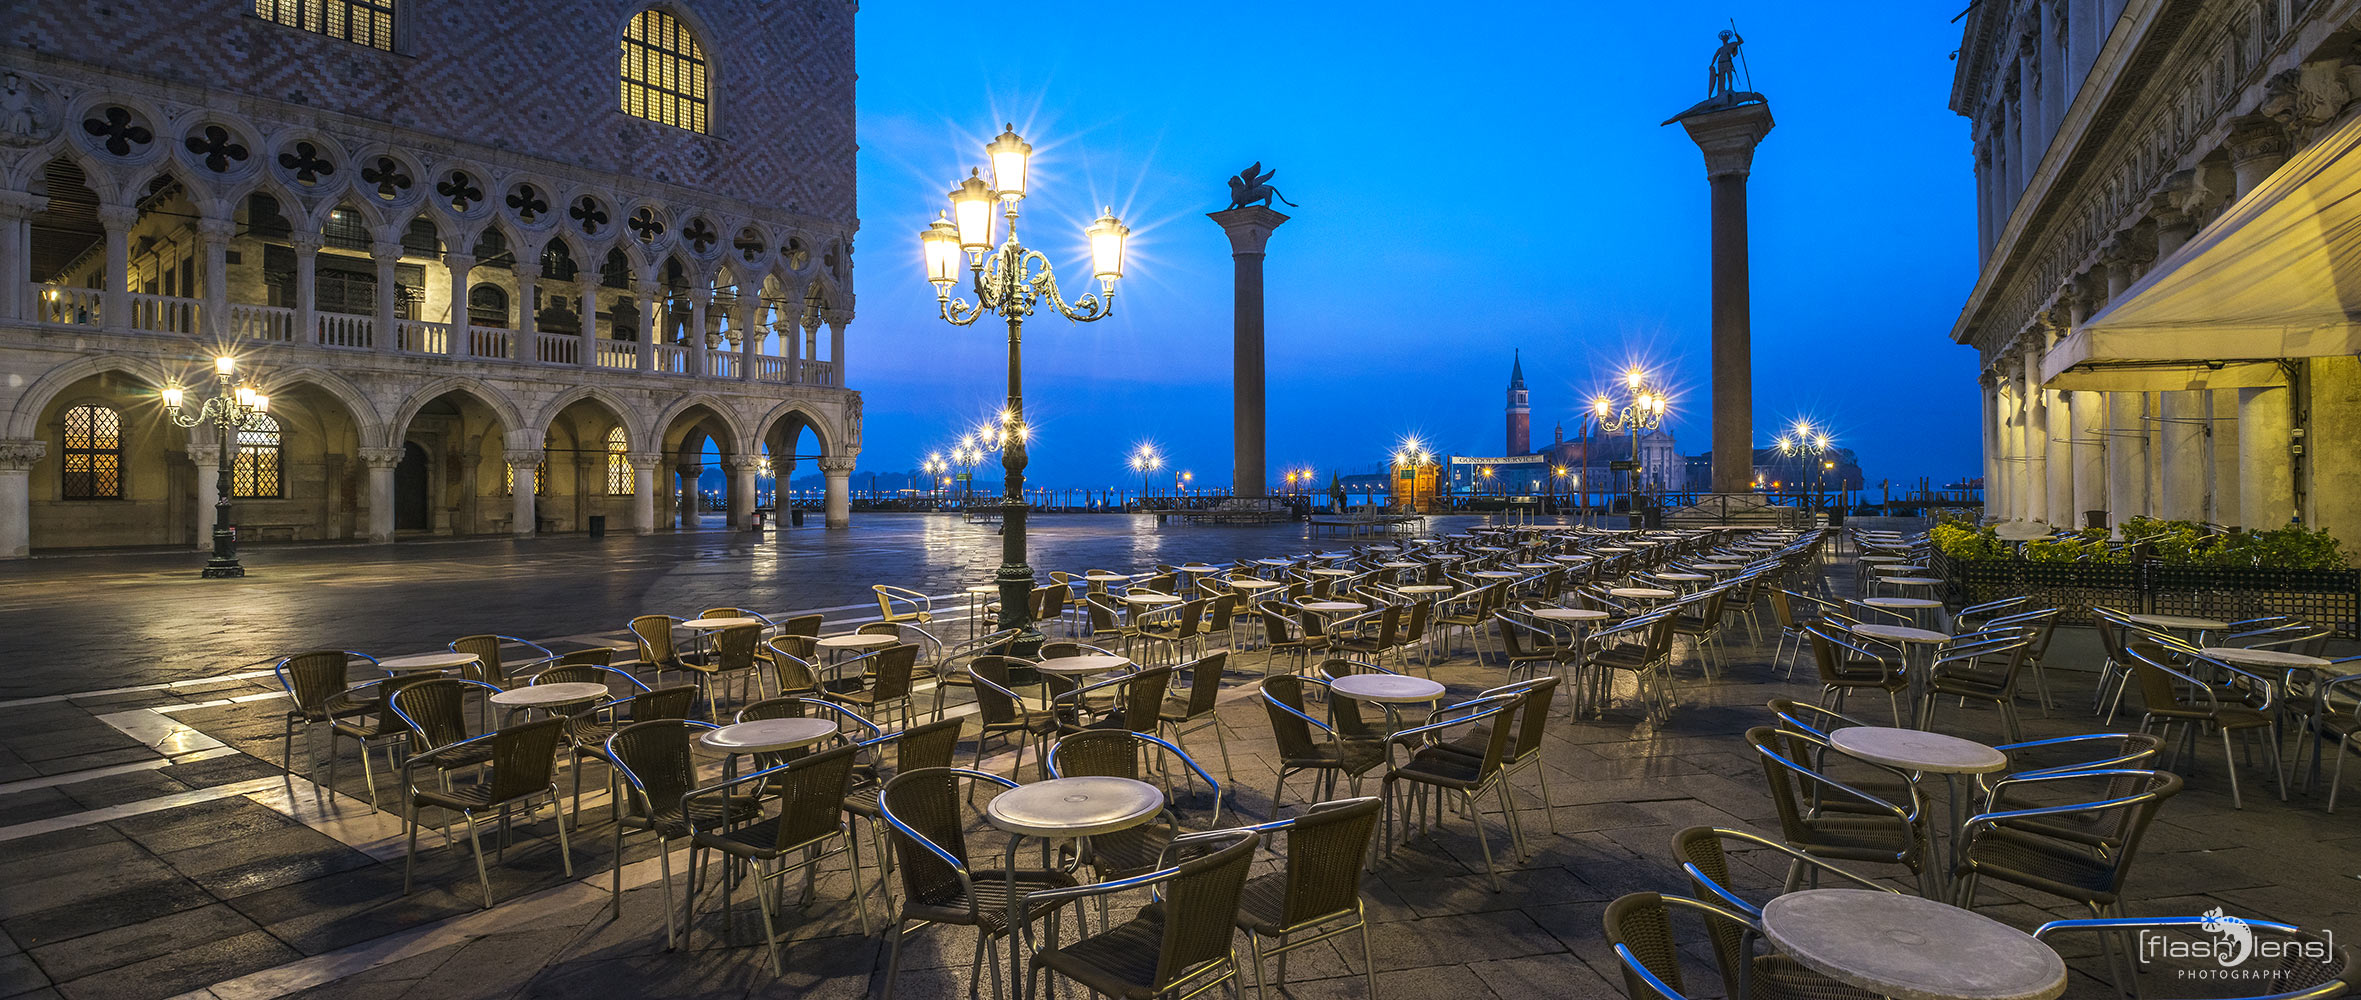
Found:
918,124 -> 1130,654
1592,367 -> 1669,522
163,356 -> 269,577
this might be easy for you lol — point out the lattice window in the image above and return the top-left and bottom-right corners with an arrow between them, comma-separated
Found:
253,0 -> 397,51
60,404 -> 122,500
232,414 -> 284,498
505,459 -> 546,496
606,427 -> 634,495
620,8 -> 710,134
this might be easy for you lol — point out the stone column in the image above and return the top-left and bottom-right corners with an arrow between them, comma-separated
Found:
196,216 -> 232,339
2019,346 -> 2048,524
444,252 -> 474,357
1995,375 -> 2020,519
360,447 -> 401,543
688,289 -> 710,376
506,448 -> 540,538
2016,26 -> 2041,172
1207,205 -> 1291,498
2238,385 -> 2295,528
676,463 -> 702,528
1981,376 -> 2003,517
2210,389 -> 2241,527
512,261 -> 539,361
0,440 -> 44,559
1672,100 -> 1775,494
2227,114 -> 2290,199
828,313 -> 849,387
819,455 -> 855,529
2044,387 -> 2072,525
2067,390 -> 2107,529
292,232 -> 321,345
631,280 -> 658,371
0,193 -> 44,321
371,240 -> 403,353
2156,390 -> 2206,521
2105,391 -> 2151,528
576,272 -> 599,369
98,204 -> 136,331
628,452 -> 658,534
736,297 -> 759,381
189,433 -> 221,552
725,461 -> 754,530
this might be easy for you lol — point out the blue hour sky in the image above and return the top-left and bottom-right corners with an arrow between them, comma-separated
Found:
842,2 -> 1981,493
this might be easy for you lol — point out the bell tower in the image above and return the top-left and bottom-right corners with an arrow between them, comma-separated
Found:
1506,350 -> 1531,456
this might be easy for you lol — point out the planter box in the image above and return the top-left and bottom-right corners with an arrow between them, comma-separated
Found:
1934,552 -> 2358,635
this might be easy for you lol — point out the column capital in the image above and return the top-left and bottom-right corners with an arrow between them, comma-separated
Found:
817,456 -> 856,474
196,217 -> 236,242
289,230 -> 324,253
443,251 -> 477,270
0,439 -> 46,471
1670,100 -> 1776,180
0,190 -> 47,218
96,204 -> 139,229
370,241 -> 405,264
513,261 -> 542,281
626,451 -> 662,469
503,447 -> 544,465
359,446 -> 404,469
1206,206 -> 1290,256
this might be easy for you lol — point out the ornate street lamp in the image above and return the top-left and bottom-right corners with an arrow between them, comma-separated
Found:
1392,440 -> 1435,512
1775,420 -> 1833,515
1593,366 -> 1669,524
1128,445 -> 1162,504
163,356 -> 268,578
921,124 -> 1127,653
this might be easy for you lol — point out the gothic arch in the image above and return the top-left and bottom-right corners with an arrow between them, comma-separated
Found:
651,392 -> 748,454
262,369 -> 387,449
531,385 -> 646,448
385,376 -> 525,448
753,400 -> 836,458
6,355 -> 173,439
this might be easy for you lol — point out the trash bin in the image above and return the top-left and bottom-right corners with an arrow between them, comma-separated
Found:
587,515 -> 606,538
752,511 -> 765,531
790,507 -> 805,527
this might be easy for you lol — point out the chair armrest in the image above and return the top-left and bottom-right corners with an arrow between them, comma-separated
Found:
1259,690 -> 1340,737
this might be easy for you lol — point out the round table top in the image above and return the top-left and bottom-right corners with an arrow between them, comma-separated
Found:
1228,579 -> 1281,590
380,651 -> 480,672
1176,564 -> 1221,573
1084,573 -> 1132,582
1861,555 -> 1908,563
1035,654 -> 1133,676
1471,546 -> 1511,553
2199,646 -> 2331,669
1470,570 -> 1523,579
1549,555 -> 1595,562
1122,592 -> 1182,606
1255,558 -> 1295,566
1307,568 -> 1356,577
2128,613 -> 2230,631
1329,673 -> 1447,704
491,682 -> 609,707
1881,576 -> 1945,587
702,716 -> 838,753
1656,573 -> 1710,583
1992,522 -> 2057,542
1512,563 -> 1559,571
1380,561 -> 1425,569
1531,607 -> 1610,622
815,633 -> 898,650
1831,726 -> 2008,774
1862,597 -> 1945,610
1610,587 -> 1676,600
1398,584 -> 1455,595
1759,890 -> 2066,1000
1300,601 -> 1367,614
1848,623 -> 1952,644
1594,546 -> 1633,553
682,616 -> 762,630
1700,556 -> 1751,563
986,776 -> 1165,839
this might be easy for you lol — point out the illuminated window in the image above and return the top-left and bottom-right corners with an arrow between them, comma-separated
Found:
505,458 -> 546,496
60,404 -> 122,500
619,8 -> 709,133
253,0 -> 397,51
606,427 -> 633,495
232,414 -> 283,498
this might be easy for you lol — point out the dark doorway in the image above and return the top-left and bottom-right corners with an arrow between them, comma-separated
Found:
394,441 -> 430,530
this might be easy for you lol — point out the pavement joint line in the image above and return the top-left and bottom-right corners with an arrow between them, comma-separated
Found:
0,668 -> 282,710
0,775 -> 292,843
0,745 -> 241,796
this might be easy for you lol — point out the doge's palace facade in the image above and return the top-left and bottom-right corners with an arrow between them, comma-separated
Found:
0,0 -> 863,558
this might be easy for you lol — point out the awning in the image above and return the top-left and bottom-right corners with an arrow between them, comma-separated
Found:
2040,108 -> 2361,389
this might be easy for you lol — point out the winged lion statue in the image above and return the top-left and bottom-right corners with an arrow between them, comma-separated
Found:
1224,163 -> 1298,210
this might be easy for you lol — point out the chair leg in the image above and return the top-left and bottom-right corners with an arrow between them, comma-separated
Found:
402,797 -> 419,895
658,839 -> 680,950
2221,727 -> 2244,810
463,812 -> 492,909
1360,918 -> 1379,1000
550,789 -> 573,877
757,856 -> 785,976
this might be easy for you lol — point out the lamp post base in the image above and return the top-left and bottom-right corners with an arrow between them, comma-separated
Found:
201,559 -> 245,578
202,523 -> 242,578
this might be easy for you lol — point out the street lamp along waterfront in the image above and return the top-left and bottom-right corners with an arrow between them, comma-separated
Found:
163,356 -> 270,578
921,124 -> 1129,655
1593,366 -> 1669,523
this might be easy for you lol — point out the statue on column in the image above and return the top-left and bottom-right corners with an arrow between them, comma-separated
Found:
1707,29 -> 1745,99
1224,164 -> 1298,211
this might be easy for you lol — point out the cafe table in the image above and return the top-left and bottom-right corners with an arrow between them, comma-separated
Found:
985,775 -> 1166,991
1845,623 -> 1953,722
1830,726 -> 2008,892
1759,889 -> 2065,1000
700,715 -> 839,781
489,681 -> 610,722
682,615 -> 763,667
1329,672 -> 1446,736
1609,587 -> 1676,603
380,650 -> 481,674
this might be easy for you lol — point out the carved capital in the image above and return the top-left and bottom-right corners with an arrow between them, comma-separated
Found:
196,217 -> 236,243
0,190 -> 46,218
817,456 -> 856,475
96,204 -> 139,230
626,450 -> 662,469
359,447 -> 404,469
443,252 -> 477,271
2226,113 -> 2291,165
513,261 -> 541,281
289,230 -> 324,253
370,240 -> 405,264
0,439 -> 46,471
503,448 -> 544,466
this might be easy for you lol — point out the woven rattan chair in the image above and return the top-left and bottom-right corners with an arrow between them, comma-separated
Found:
1020,829 -> 1260,1000
1257,607 -> 1326,676
1951,768 -> 2182,917
843,717 -> 965,906
400,716 -> 572,909
1919,632 -> 2034,741
1136,598 -> 1206,666
872,584 -> 934,625
1665,586 -> 1730,677
1587,612 -> 1677,721
763,638 -> 822,699
1431,676 -> 1560,848
2127,641 -> 2284,808
1260,675 -> 1383,814
1493,613 -> 1574,687
563,683 -> 696,826
271,650 -> 375,789
1804,623 -> 1906,724
630,614 -> 688,686
388,678 -> 504,775
822,642 -> 922,729
530,662 -> 647,692
1228,797 -> 1382,1000
1602,891 -> 1876,1000
1054,664 -> 1172,740
878,767 -> 1081,1000
551,646 -> 616,668
1158,652 -> 1233,785
1745,725 -> 1930,895
1380,694 -> 1518,889
1669,825 -> 1897,992
968,655 -> 1061,784
1332,603 -> 1405,670
681,622 -> 762,721
605,719 -> 762,950
928,628 -> 1022,720
1046,729 -> 1224,887
449,633 -> 556,688
686,742 -> 870,973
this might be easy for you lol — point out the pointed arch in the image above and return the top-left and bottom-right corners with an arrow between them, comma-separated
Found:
259,368 -> 387,449
7,355 -> 174,439
386,375 -> 525,449
531,384 -> 646,448
754,399 -> 836,458
651,392 -> 748,454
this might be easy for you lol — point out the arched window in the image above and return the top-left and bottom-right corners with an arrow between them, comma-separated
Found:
468,284 -> 509,328
233,413 -> 283,499
254,0 -> 397,51
620,8 -> 710,134
606,427 -> 634,495
60,404 -> 122,500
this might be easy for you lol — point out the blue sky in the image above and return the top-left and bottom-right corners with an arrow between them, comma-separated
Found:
843,2 -> 1980,494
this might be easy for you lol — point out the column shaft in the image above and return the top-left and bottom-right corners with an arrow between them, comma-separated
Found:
2105,391 -> 2151,528
0,441 -> 42,559
2238,385 -> 2294,529
293,235 -> 320,345
577,277 -> 599,369
372,242 -> 402,353
1707,171 -> 1754,493
2156,390 -> 2206,521
445,254 -> 474,357
2067,390 -> 2106,530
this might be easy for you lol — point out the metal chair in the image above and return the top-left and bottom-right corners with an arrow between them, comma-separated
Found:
1919,632 -> 2034,741
2126,641 -> 2284,808
968,654 -> 1062,785
843,717 -> 966,907
270,649 -> 380,798
449,633 -> 555,688
872,584 -> 934,625
1158,652 -> 1233,786
1260,674 -> 1383,816
1803,623 -> 1906,724
821,642 -> 922,729
561,683 -> 697,826
1951,768 -> 2183,917
1228,797 -> 1383,1000
629,614 -> 688,686
682,622 -> 762,720
2033,915 -> 2356,1000
400,716 -> 572,909
1602,891 -> 1874,1000
685,742 -> 871,974
1045,729 -> 1223,886
1379,694 -> 1518,890
877,766 -> 1080,1000
604,719 -> 763,950
1019,829 -> 1260,1000
1744,725 -> 1930,895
